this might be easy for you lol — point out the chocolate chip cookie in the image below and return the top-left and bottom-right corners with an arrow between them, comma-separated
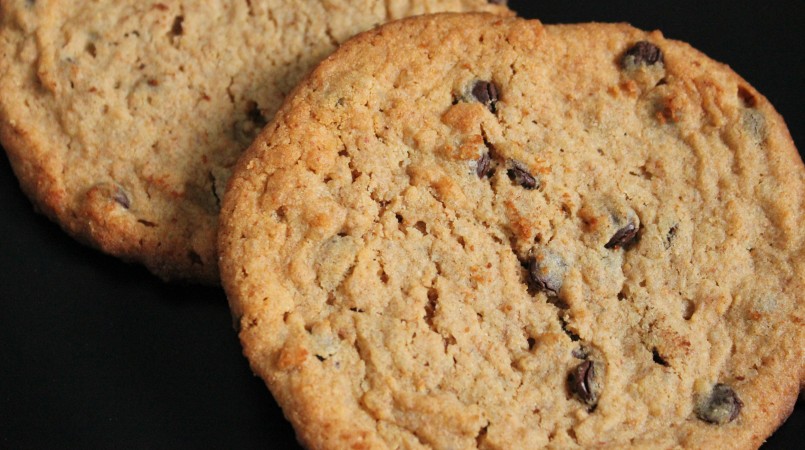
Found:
219,13 -> 804,449
0,0 -> 510,283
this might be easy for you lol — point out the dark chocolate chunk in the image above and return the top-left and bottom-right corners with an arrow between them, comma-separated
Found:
605,221 -> 639,249
85,42 -> 97,58
696,383 -> 742,424
507,160 -> 538,190
528,250 -> 565,296
568,360 -> 600,407
623,41 -> 663,68
112,187 -> 130,209
471,80 -> 499,113
476,153 -> 492,178
247,101 -> 266,128
476,424 -> 489,447
234,101 -> 268,143
529,260 -> 560,296
171,15 -> 184,37
652,348 -> 669,367
665,224 -> 678,249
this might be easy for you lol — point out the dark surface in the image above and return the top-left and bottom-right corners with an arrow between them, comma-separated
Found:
1,1 -> 802,448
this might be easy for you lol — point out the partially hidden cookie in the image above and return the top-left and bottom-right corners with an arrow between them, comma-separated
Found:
0,0 -> 511,283
219,13 -> 804,449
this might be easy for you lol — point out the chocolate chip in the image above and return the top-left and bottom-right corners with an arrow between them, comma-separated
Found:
665,224 -> 678,249
112,187 -> 130,209
476,424 -> 489,447
696,383 -> 742,424
247,101 -> 266,128
170,15 -> 184,37
487,0 -> 507,4
507,160 -> 538,190
622,41 -> 663,68
529,260 -> 561,296
652,348 -> 669,367
528,249 -> 566,296
568,360 -> 600,407
471,80 -> 499,113
605,221 -> 639,249
234,101 -> 268,143
476,153 -> 492,178
85,42 -> 97,58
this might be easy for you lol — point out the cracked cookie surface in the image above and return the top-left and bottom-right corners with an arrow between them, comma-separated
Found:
219,14 -> 804,449
0,0 -> 509,283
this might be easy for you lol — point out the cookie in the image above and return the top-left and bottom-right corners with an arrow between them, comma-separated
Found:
219,15 -> 805,448
0,0 -> 511,283
219,13 -> 804,449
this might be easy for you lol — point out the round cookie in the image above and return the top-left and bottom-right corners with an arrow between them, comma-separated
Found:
0,0 -> 510,283
219,13 -> 804,450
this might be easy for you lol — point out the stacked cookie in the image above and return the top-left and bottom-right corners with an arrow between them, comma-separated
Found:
2,2 -> 802,449
0,0 -> 510,283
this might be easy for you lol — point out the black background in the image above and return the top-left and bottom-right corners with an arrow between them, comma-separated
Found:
1,1 -> 802,448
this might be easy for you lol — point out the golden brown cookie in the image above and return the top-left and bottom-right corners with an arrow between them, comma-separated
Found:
219,13 -> 804,449
0,0 -> 510,283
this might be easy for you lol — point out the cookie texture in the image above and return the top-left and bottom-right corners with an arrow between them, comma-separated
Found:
0,0 -> 510,283
219,13 -> 804,449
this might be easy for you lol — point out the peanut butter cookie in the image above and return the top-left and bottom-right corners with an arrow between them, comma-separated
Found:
0,0 -> 510,282
220,13 -> 804,449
